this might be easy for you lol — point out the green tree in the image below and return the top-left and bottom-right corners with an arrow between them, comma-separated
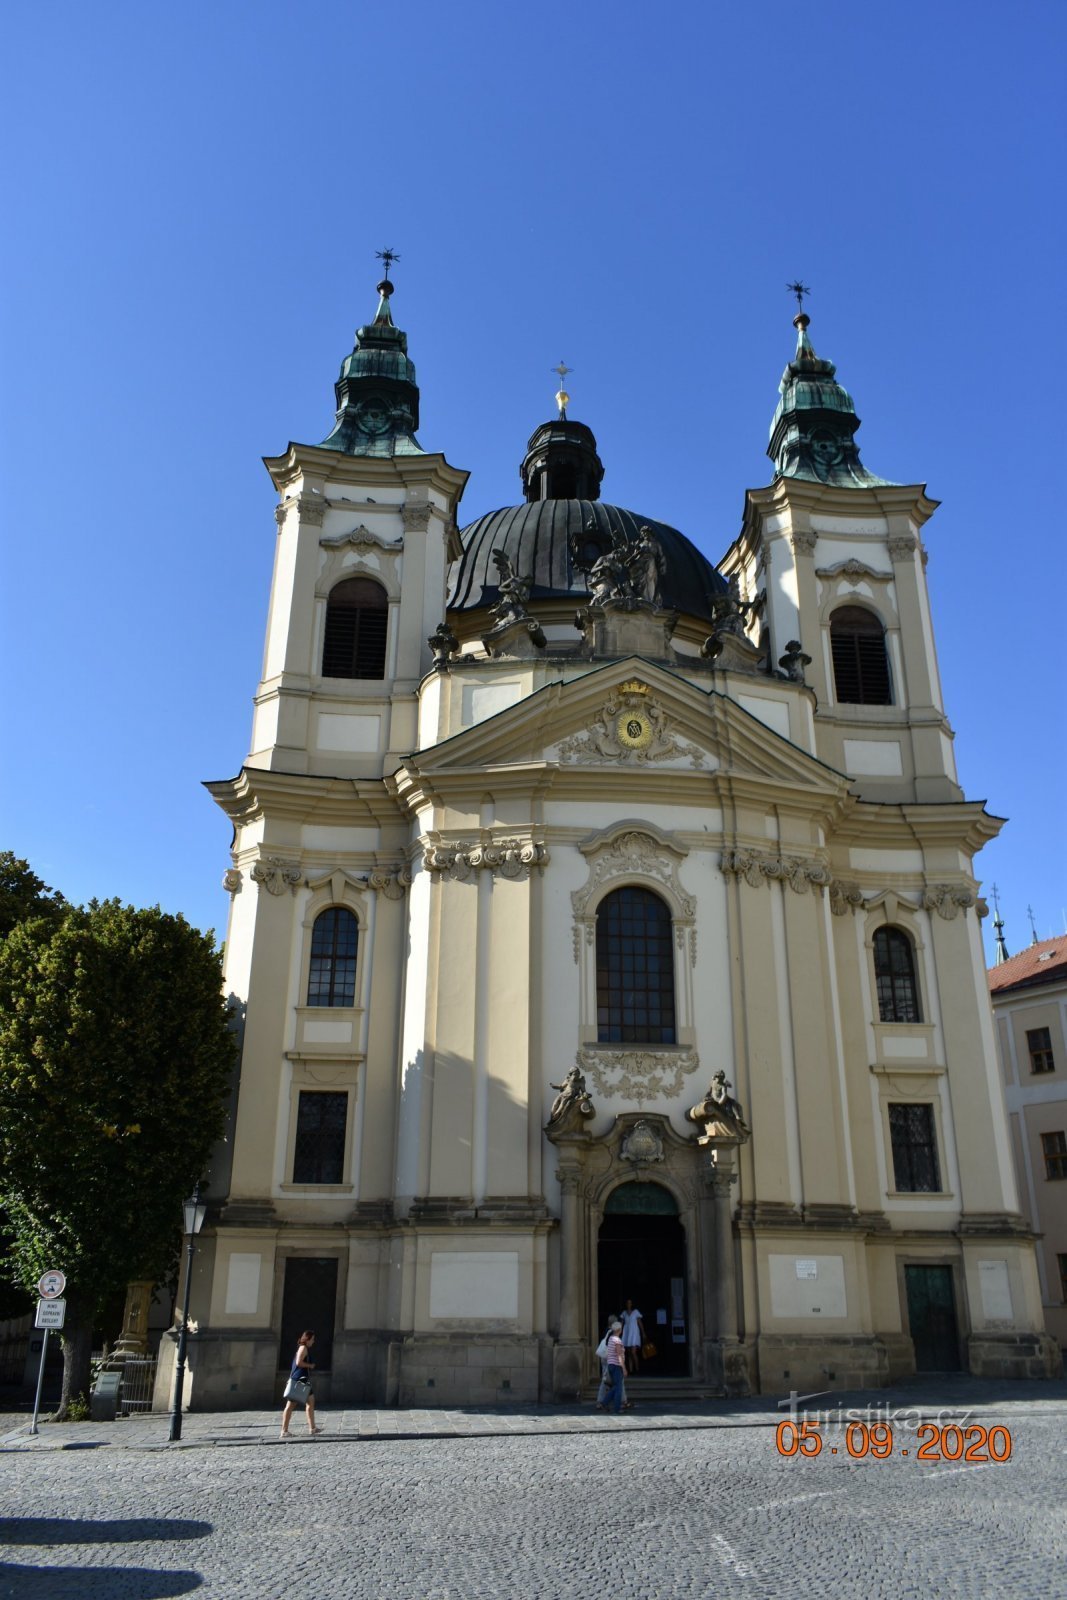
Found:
0,900 -> 235,1414
0,852 -> 66,940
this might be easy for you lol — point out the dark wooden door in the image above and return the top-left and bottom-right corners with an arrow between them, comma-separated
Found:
905,1265 -> 961,1371
278,1257 -> 338,1373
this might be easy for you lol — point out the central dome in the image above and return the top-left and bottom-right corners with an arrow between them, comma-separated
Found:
447,499 -> 728,622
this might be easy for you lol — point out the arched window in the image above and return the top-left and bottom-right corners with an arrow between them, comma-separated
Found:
873,927 -> 921,1023
307,908 -> 358,1007
596,886 -> 676,1044
322,578 -> 388,679
830,605 -> 892,705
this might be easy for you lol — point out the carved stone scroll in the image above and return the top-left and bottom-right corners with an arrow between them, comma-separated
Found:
577,1045 -> 700,1106
250,857 -> 302,896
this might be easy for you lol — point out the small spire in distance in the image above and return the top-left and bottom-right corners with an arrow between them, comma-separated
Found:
1027,904 -> 1039,945
553,360 -> 572,419
991,884 -> 1010,965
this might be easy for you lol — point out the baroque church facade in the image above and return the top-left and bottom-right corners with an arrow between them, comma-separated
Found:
167,273 -> 1059,1410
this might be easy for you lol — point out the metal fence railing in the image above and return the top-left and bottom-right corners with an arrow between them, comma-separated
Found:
119,1356 -> 157,1415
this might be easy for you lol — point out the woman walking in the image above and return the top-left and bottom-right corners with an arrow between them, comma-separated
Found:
279,1329 -> 324,1438
602,1319 -> 626,1414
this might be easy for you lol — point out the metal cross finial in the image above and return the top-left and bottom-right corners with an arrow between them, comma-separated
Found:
553,361 -> 572,386
1027,904 -> 1039,944
787,281 -> 811,312
991,883 -> 1002,918
553,361 -> 573,418
375,247 -> 401,278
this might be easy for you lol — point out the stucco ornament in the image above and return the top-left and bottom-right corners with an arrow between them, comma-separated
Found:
620,1119 -> 665,1165
572,827 -> 695,923
720,847 -> 831,894
547,1065 -> 595,1130
221,867 -> 242,896
367,865 -> 412,900
423,835 -> 549,881
687,1071 -> 751,1141
922,884 -> 975,920
829,879 -> 865,916
577,1046 -> 700,1106
557,681 -> 705,768
250,857 -> 302,896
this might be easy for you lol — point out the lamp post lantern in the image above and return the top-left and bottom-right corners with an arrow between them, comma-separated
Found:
168,1183 -> 207,1443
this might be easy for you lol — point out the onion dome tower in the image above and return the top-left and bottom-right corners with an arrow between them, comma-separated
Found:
319,267 -> 423,457
768,308 -> 892,488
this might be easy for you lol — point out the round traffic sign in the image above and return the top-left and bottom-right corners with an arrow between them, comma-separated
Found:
38,1270 -> 66,1300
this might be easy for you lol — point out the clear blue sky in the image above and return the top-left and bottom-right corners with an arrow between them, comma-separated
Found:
3,1 -> 1065,961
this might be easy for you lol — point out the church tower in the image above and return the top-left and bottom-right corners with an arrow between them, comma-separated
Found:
164,284 -> 1058,1417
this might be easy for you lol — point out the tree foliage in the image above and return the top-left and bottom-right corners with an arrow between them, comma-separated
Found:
0,852 -> 66,941
0,898 -> 236,1408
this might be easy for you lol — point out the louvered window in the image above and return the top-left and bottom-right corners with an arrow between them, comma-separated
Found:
322,578 -> 388,679
874,927 -> 921,1023
596,886 -> 676,1044
889,1103 -> 941,1192
830,606 -> 892,705
307,908 -> 358,1007
292,1092 -> 348,1184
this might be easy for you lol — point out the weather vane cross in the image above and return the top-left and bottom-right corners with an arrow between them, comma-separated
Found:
376,247 -> 401,280
787,280 -> 811,312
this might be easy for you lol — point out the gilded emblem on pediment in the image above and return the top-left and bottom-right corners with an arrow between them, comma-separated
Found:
556,682 -> 705,769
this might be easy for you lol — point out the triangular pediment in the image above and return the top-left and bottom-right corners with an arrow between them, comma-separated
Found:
398,658 -> 849,801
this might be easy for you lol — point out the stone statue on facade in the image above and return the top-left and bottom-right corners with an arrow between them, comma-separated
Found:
547,1065 -> 595,1129
687,1070 -> 751,1140
701,576 -> 764,674
489,549 -> 534,628
574,525 -> 664,611
775,639 -> 812,684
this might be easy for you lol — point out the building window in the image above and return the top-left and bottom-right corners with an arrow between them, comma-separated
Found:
596,886 -> 676,1045
1041,1131 -> 1067,1180
1027,1027 -> 1055,1074
307,908 -> 358,1007
1058,1254 -> 1067,1303
322,577 -> 388,679
874,927 -> 921,1023
888,1103 -> 942,1192
830,605 -> 892,705
292,1091 -> 348,1184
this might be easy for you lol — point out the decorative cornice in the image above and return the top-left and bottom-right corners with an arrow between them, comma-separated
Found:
816,558 -> 892,584
319,525 -> 403,555
577,1045 -> 700,1106
720,847 -> 832,895
250,856 -> 303,896
422,834 -> 549,881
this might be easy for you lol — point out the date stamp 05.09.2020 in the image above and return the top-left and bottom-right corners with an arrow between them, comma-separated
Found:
775,1419 -> 1013,1462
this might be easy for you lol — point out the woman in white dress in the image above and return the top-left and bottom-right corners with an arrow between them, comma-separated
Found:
620,1299 -> 645,1375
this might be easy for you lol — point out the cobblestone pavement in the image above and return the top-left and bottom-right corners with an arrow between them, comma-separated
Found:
1,1380 -> 1065,1598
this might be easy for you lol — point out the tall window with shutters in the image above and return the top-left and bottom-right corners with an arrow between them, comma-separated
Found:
322,578 -> 388,679
830,605 -> 892,705
873,927 -> 922,1023
596,886 -> 676,1044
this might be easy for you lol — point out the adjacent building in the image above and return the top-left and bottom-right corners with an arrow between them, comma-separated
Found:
989,936 -> 1067,1352
158,273 -> 1059,1412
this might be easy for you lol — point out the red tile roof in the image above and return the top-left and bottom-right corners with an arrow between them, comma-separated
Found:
988,935 -> 1067,994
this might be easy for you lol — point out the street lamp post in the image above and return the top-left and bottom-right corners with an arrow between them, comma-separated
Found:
168,1184 -> 207,1443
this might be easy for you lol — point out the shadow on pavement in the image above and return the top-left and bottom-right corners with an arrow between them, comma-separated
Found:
0,1566 -> 202,1597
0,1520 -> 211,1546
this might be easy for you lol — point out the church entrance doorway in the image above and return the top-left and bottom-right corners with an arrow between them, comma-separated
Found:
598,1182 -> 689,1378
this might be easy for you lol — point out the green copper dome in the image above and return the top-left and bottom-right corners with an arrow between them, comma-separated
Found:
318,279 -> 424,457
768,313 -> 892,488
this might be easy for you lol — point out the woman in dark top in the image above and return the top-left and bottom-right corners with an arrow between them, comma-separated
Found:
279,1329 -> 324,1438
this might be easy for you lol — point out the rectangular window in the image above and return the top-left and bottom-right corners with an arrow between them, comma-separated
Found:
1027,1027 -> 1055,1074
292,1091 -> 348,1185
1058,1254 -> 1067,1303
888,1103 -> 942,1192
1041,1130 -> 1067,1181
